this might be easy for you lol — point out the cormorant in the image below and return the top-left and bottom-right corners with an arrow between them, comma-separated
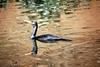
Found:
31,21 -> 72,54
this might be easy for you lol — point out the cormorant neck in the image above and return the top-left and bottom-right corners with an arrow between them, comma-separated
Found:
33,22 -> 38,36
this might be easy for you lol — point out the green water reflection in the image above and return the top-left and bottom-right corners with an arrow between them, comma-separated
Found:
21,0 -> 91,24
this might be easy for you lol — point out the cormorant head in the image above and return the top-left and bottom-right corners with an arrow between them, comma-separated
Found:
32,21 -> 38,28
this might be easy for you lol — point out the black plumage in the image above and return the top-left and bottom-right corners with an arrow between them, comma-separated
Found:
32,34 -> 71,43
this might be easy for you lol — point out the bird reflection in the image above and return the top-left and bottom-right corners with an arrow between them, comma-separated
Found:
31,40 -> 38,54
31,21 -> 72,54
